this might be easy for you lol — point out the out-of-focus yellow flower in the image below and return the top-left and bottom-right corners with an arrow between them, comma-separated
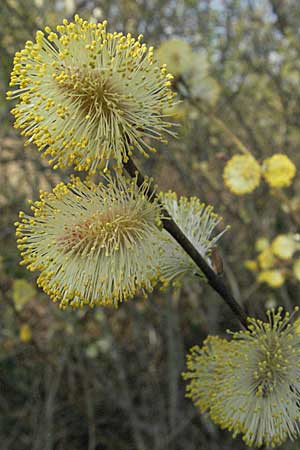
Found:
293,259 -> 300,281
12,278 -> 36,311
156,38 -> 193,77
192,161 -> 208,171
185,52 -> 209,78
262,154 -> 296,188
258,270 -> 285,288
244,259 -> 258,272
223,155 -> 261,195
271,234 -> 298,260
255,237 -> 269,252
190,75 -> 220,106
19,324 -> 32,343
257,247 -> 275,270
184,53 -> 220,106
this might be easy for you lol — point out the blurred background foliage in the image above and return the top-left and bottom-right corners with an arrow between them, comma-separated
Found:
2,0 -> 300,449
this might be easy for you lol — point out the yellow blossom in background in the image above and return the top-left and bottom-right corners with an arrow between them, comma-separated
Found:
189,74 -> 220,106
15,175 -> 162,309
244,259 -> 258,272
223,154 -> 261,195
19,324 -> 32,343
271,234 -> 298,259
185,52 -> 209,79
255,237 -> 269,252
293,259 -> 300,281
184,308 -> 300,448
12,278 -> 36,311
246,234 -> 299,288
7,16 -> 176,174
184,53 -> 220,106
156,38 -> 193,77
262,153 -> 296,188
257,269 -> 285,288
257,246 -> 275,270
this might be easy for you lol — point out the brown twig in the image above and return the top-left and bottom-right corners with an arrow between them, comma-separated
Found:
123,155 -> 248,328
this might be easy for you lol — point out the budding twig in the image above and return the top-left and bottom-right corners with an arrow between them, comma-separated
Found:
123,155 -> 248,328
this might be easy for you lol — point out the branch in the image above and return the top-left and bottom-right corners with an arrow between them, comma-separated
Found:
123,155 -> 248,328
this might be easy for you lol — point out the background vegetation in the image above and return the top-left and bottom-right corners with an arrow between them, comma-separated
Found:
1,0 -> 300,449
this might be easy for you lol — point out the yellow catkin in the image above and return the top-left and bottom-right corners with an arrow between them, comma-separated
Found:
271,234 -> 298,260
184,307 -> 300,447
223,154 -> 261,195
262,153 -> 296,188
158,191 -> 228,286
257,269 -> 285,288
15,175 -> 163,309
8,16 -> 177,174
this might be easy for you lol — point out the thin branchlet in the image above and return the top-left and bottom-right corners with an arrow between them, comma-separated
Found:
123,155 -> 248,328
